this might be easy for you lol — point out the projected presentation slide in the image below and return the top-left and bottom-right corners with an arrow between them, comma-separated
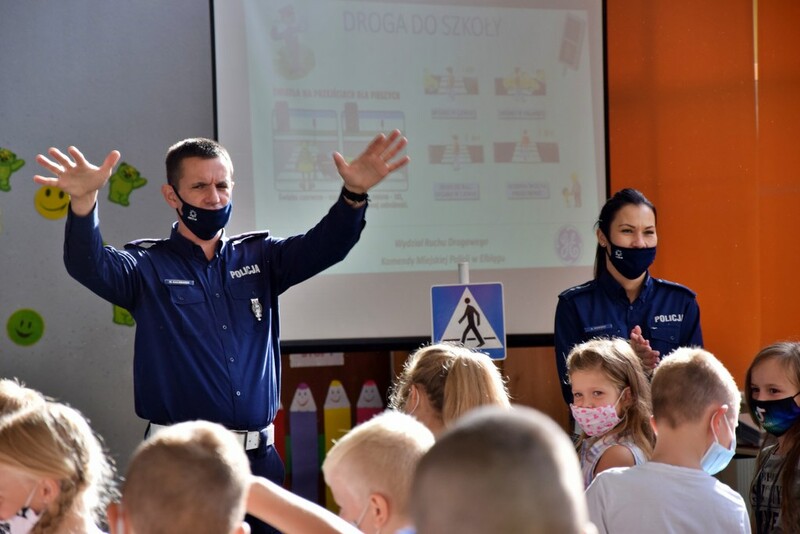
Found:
215,0 -> 606,340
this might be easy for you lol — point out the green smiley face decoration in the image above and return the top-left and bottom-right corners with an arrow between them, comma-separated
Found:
6,309 -> 45,346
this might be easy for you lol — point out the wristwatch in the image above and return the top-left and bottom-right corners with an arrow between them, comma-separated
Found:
341,186 -> 369,205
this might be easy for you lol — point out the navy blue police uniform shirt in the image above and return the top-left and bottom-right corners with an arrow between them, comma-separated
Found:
554,270 -> 703,404
63,192 -> 365,430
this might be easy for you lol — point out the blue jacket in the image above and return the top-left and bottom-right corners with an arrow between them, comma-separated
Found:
64,192 -> 365,430
554,270 -> 703,404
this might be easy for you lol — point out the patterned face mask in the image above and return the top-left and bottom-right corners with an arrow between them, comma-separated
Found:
751,392 -> 800,437
570,388 -> 628,437
0,483 -> 40,534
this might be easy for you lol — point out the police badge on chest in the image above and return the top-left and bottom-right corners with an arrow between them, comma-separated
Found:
250,298 -> 263,322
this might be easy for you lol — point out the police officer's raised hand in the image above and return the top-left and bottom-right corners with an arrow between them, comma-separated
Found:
332,129 -> 409,194
630,325 -> 661,373
34,146 -> 121,216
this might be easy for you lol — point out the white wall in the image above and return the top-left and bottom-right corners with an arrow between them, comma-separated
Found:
0,0 -> 215,472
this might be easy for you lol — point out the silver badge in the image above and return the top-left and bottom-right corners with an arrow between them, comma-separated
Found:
250,298 -> 263,322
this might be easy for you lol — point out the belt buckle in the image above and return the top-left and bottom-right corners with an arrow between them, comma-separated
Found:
244,430 -> 260,451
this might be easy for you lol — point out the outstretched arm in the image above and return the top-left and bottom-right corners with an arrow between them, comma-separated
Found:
333,129 -> 409,194
34,146 -> 121,216
247,476 -> 360,534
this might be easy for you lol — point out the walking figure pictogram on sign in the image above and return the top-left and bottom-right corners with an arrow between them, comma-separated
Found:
459,297 -> 485,347
431,283 -> 506,360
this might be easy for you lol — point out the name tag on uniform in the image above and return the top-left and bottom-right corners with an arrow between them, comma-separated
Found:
163,279 -> 195,286
584,323 -> 613,333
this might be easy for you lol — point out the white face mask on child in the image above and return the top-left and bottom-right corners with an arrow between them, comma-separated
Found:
0,484 -> 41,534
405,387 -> 420,416
570,388 -> 628,437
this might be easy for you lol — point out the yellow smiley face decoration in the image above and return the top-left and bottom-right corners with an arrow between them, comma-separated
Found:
34,185 -> 70,220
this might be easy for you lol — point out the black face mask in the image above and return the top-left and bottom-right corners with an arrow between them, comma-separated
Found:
751,392 -> 800,437
607,242 -> 656,280
172,186 -> 232,241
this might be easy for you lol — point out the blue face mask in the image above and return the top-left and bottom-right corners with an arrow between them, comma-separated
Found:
607,242 -> 656,280
751,392 -> 800,437
172,186 -> 232,241
700,413 -> 736,475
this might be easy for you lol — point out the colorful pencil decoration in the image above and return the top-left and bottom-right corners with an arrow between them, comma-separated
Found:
323,379 -> 352,510
356,379 -> 384,424
289,383 -> 318,502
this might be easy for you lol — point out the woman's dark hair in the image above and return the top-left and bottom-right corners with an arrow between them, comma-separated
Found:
594,188 -> 657,278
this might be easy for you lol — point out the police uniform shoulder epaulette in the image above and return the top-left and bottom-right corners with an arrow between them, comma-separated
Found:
558,280 -> 596,299
652,277 -> 697,297
229,230 -> 271,244
125,238 -> 167,250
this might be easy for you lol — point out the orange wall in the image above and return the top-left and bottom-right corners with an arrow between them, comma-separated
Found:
605,0 -> 800,386
756,1 -> 800,349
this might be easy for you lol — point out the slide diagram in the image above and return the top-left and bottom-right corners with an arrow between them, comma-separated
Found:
493,130 -> 559,164
428,134 -> 484,170
559,14 -> 586,71
341,102 -> 408,191
270,101 -> 407,192
272,103 -> 340,191
494,67 -> 547,98
423,67 -> 479,98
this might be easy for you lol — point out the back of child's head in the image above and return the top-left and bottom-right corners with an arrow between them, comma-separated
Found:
411,405 -> 591,534
566,337 -> 654,451
0,396 -> 116,534
652,347 -> 741,428
322,410 -> 435,520
388,343 -> 510,426
122,421 -> 250,534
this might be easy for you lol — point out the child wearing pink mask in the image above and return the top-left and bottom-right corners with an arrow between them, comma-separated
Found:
567,337 -> 655,487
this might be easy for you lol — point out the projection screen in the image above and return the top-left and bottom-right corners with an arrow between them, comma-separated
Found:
213,0 -> 607,349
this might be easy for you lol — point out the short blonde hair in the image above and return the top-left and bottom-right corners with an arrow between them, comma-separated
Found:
411,405 -> 589,534
322,411 -> 434,517
123,421 -> 250,534
389,343 -> 511,427
652,347 -> 741,428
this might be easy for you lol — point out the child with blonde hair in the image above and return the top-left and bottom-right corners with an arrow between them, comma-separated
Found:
746,341 -> 800,533
389,343 -> 511,435
246,413 -> 435,534
586,347 -> 750,533
0,385 -> 116,534
566,337 -> 655,487
322,411 -> 435,533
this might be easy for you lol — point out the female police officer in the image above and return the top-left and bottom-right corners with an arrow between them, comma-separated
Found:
554,188 -> 703,404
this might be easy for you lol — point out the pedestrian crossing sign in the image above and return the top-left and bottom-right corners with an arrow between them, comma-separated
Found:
431,283 -> 506,360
